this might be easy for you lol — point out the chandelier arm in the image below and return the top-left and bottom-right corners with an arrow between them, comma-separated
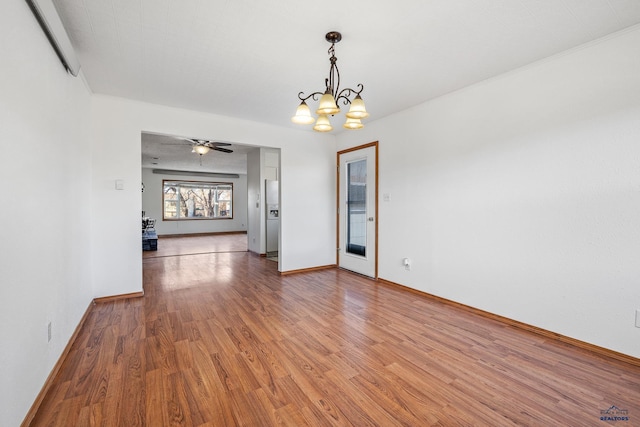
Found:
335,94 -> 351,106
298,91 -> 324,102
335,84 -> 364,105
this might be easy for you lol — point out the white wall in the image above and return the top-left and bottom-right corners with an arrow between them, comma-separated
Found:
141,168 -> 248,235
91,95 -> 336,296
338,27 -> 640,358
247,148 -> 262,253
0,3 -> 94,426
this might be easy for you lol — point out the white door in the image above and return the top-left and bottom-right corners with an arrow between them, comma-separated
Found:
338,144 -> 377,278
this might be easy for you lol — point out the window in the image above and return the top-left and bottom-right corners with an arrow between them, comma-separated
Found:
163,180 -> 233,220
346,159 -> 367,256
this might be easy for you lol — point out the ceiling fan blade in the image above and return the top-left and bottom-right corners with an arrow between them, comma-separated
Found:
160,138 -> 233,152
213,147 -> 233,153
187,139 -> 231,147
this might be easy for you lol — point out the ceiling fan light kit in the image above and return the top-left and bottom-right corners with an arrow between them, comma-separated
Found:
185,139 -> 233,165
193,145 -> 210,155
292,31 -> 368,132
187,139 -> 233,155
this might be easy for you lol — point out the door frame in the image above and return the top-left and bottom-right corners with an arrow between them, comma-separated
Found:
336,141 -> 379,278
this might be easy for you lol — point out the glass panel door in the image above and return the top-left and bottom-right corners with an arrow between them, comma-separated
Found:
338,144 -> 377,278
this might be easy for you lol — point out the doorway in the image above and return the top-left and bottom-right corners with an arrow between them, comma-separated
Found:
337,142 -> 378,278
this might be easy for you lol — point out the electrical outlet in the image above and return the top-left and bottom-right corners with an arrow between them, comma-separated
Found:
636,310 -> 640,328
47,322 -> 52,342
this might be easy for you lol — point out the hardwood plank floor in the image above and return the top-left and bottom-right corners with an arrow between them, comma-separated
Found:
29,238 -> 640,426
142,233 -> 248,259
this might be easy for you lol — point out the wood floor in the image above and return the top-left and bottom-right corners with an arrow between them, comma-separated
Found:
142,233 -> 248,259
29,236 -> 640,426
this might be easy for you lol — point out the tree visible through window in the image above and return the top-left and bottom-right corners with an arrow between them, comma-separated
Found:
163,180 -> 233,220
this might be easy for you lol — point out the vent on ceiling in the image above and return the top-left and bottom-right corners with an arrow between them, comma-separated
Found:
26,0 -> 80,76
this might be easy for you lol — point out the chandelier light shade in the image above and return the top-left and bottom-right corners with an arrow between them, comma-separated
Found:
313,114 -> 333,132
316,89 -> 340,115
292,31 -> 368,131
346,94 -> 369,119
343,117 -> 364,129
291,101 -> 316,124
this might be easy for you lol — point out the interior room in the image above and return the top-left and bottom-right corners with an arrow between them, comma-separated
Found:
140,132 -> 282,261
2,1 -> 639,425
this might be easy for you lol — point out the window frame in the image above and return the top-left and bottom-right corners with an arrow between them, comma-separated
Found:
162,179 -> 234,221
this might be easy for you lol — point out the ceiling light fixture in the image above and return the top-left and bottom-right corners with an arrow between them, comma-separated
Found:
292,31 -> 369,132
192,145 -> 210,155
192,142 -> 210,166
187,139 -> 234,165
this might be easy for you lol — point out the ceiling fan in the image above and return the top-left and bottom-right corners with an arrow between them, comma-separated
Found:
159,137 -> 234,165
187,139 -> 233,155
160,136 -> 233,154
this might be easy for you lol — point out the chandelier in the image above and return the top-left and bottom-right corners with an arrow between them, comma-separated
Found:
291,31 -> 369,132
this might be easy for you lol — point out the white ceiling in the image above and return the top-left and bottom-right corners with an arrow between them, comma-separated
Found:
52,0 -> 640,173
141,132 -> 256,174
